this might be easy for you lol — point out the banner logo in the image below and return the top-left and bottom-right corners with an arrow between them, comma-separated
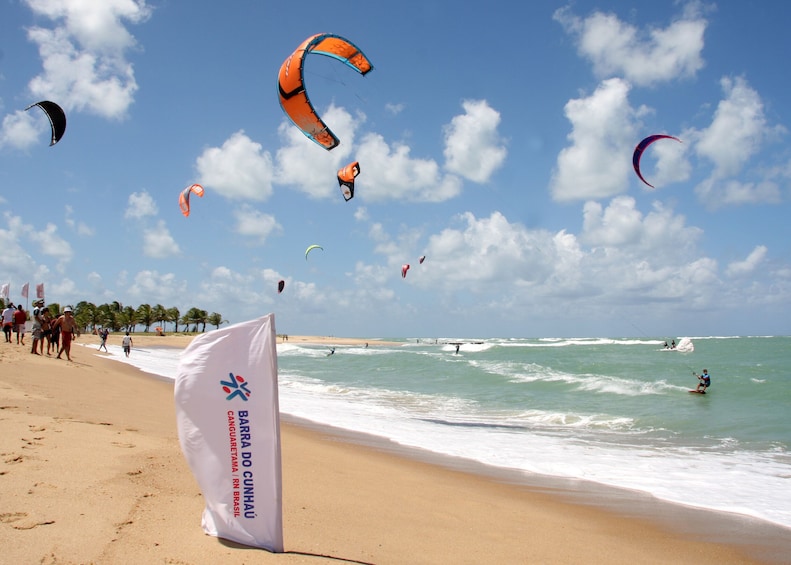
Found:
221,372 -> 251,401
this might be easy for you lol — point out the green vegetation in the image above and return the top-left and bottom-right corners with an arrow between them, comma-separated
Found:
0,299 -> 226,334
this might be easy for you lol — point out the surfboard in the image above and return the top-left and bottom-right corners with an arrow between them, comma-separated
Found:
689,390 -> 706,394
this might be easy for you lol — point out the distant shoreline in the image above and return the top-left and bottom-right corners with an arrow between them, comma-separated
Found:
90,332 -> 404,350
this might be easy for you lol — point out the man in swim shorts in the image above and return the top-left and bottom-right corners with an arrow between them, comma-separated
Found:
54,306 -> 78,361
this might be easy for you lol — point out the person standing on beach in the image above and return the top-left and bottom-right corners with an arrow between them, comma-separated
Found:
40,307 -> 53,355
30,302 -> 43,355
48,315 -> 61,356
53,306 -> 77,361
13,304 -> 26,345
2,302 -> 15,342
122,332 -> 133,357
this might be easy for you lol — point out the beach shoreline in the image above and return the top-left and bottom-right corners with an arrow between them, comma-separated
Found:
1,336 -> 787,563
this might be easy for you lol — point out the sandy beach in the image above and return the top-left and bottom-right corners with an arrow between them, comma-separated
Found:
0,332 -> 784,564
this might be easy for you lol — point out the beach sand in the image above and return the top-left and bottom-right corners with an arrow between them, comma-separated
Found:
0,332 -> 785,564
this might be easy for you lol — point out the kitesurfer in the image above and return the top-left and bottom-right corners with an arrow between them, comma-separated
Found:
455,344 -> 460,354
695,369 -> 711,393
327,347 -> 335,356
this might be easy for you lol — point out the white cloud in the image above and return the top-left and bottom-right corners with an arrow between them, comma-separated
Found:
233,205 -> 282,244
275,103 -> 464,203
641,135 -> 690,188
141,219 -> 180,258
692,77 -> 786,207
443,100 -> 507,183
550,78 -> 638,201
726,245 -> 767,277
695,77 -> 775,177
0,110 -> 41,149
274,105 -> 355,199
127,269 -> 186,304
65,205 -> 94,236
23,0 -> 152,119
554,3 -> 707,86
125,190 -> 157,219
355,133 -> 462,202
197,131 -> 275,201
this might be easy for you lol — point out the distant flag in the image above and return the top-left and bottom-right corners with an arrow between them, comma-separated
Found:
36,283 -> 45,301
21,282 -> 29,299
175,313 -> 283,551
0,284 -> 8,300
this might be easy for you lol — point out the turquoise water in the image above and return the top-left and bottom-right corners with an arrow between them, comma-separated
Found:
275,336 -> 791,529
94,335 -> 791,530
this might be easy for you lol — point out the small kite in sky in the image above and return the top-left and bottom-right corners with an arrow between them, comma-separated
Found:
337,161 -> 360,201
401,264 -> 410,278
419,255 -> 426,264
277,280 -> 285,294
305,244 -> 323,260
632,134 -> 682,188
277,33 -> 374,150
179,184 -> 204,217
25,101 -> 66,146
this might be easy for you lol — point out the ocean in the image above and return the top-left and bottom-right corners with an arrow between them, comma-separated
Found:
87,335 -> 791,536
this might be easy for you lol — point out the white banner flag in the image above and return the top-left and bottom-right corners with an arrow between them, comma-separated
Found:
21,282 -> 28,298
0,284 -> 8,300
175,313 -> 283,551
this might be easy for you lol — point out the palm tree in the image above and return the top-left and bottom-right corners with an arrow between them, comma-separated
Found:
207,312 -> 227,330
182,307 -> 209,332
121,305 -> 137,332
98,303 -> 121,331
166,306 -> 180,332
136,304 -> 154,332
74,301 -> 98,333
152,304 -> 167,330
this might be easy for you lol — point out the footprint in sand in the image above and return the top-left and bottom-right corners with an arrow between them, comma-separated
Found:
0,512 -> 27,524
111,441 -> 136,448
3,453 -> 24,464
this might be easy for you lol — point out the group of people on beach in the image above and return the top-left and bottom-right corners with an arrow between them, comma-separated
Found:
2,300 -> 78,361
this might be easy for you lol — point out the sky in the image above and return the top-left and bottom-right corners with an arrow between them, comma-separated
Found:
1,0 -> 790,338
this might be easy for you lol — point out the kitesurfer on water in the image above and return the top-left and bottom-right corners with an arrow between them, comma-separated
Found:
695,369 -> 711,393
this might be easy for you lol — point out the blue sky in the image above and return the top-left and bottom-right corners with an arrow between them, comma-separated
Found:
1,0 -> 789,338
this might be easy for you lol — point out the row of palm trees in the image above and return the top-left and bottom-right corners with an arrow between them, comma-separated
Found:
70,301 -> 228,333
0,299 -> 227,334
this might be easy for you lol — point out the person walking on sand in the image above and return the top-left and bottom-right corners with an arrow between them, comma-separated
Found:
53,306 -> 77,361
2,302 -> 15,342
98,327 -> 109,352
122,332 -> 133,357
13,304 -> 26,345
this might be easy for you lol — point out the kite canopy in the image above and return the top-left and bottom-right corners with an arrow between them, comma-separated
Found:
632,134 -> 681,188
277,33 -> 373,150
401,264 -> 410,279
419,255 -> 426,264
25,100 -> 67,146
179,184 -> 205,217
305,244 -> 323,260
337,161 -> 360,201
277,280 -> 285,294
